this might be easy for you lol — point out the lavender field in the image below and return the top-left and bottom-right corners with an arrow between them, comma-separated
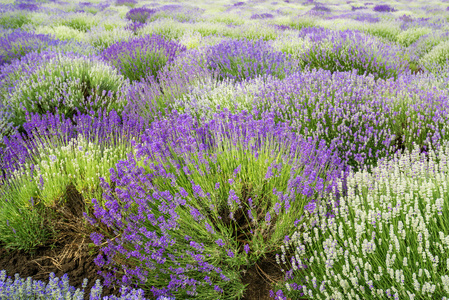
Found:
0,0 -> 449,299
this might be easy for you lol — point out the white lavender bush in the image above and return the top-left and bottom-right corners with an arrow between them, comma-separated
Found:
275,142 -> 449,299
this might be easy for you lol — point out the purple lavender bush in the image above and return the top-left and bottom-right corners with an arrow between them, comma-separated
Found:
373,4 -> 396,12
272,24 -> 292,31
0,30 -> 64,66
125,7 -> 157,23
250,13 -> 274,20
354,13 -> 379,23
351,5 -> 366,11
297,26 -> 333,43
206,38 -> 297,82
298,28 -> 410,80
311,4 -> 330,12
156,5 -> 205,23
115,0 -> 138,7
101,34 -> 186,83
14,0 -> 40,11
85,110 -> 345,299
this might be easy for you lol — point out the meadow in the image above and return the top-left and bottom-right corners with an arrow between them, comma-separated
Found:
0,0 -> 449,299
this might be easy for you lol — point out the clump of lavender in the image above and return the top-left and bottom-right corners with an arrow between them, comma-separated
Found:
249,69 -> 449,172
351,5 -> 366,11
206,38 -> 297,82
234,1 -> 245,6
15,0 -> 39,11
297,27 -> 333,43
0,109 -> 146,251
124,21 -> 146,35
272,141 -> 449,299
86,111 -> 345,299
272,24 -> 292,31
115,0 -> 138,7
0,10 -> 31,29
410,30 -> 449,58
396,26 -> 432,48
0,270 -> 150,299
420,40 -> 449,72
0,29 -> 64,66
125,7 -> 157,24
0,50 -> 129,130
151,48 -> 217,113
250,13 -> 274,20
354,13 -> 379,23
101,34 -> 186,83
156,5 -> 205,23
373,4 -> 396,12
298,29 -> 410,80
311,4 -> 330,12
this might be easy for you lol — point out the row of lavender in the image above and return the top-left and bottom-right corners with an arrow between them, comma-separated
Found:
1,0 -> 449,299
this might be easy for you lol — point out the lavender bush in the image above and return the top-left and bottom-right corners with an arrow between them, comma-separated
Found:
14,0 -> 40,12
298,28 -> 411,80
125,7 -> 157,24
57,12 -> 100,32
409,30 -> 449,59
0,29 -> 63,66
0,10 -> 31,29
101,34 -> 186,83
124,21 -> 145,35
84,25 -> 133,51
420,40 -> 449,72
0,50 -> 129,129
206,38 -> 297,81
396,26 -> 432,47
0,110 -> 146,251
115,0 -> 138,7
373,4 -> 396,13
250,13 -> 274,20
85,111 -> 345,299
154,5 -> 205,23
272,141 -> 449,299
